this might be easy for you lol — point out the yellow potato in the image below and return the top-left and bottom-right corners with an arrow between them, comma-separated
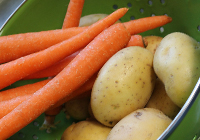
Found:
61,120 -> 112,140
146,78 -> 180,119
88,102 -> 96,120
153,32 -> 200,107
144,35 -> 163,54
91,47 -> 156,127
64,96 -> 90,120
79,14 -> 121,27
106,108 -> 172,140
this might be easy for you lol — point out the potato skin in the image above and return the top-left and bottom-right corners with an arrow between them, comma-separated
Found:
106,108 -> 172,140
79,14 -> 121,27
91,47 -> 156,127
64,96 -> 90,121
144,35 -> 163,54
61,120 -> 111,140
146,78 -> 180,119
153,32 -> 200,107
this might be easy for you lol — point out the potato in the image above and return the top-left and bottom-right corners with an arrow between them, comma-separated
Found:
146,78 -> 180,119
91,47 -> 156,127
144,35 -> 163,54
106,108 -> 172,140
79,14 -> 121,27
64,96 -> 90,120
153,32 -> 200,107
88,102 -> 96,120
61,120 -> 112,140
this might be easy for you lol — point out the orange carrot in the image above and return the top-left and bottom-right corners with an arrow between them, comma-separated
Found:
24,36 -> 147,80
0,79 -> 50,119
0,8 -> 128,91
76,15 -> 172,35
126,35 -> 145,48
44,106 -> 63,116
123,15 -> 172,35
0,23 -> 131,139
0,79 -> 50,102
0,15 -> 171,64
74,90 -> 92,100
62,0 -> 85,28
0,27 -> 86,64
23,35 -> 144,80
39,106 -> 63,130
48,72 -> 97,110
0,95 -> 29,119
1,99 -> 62,129
23,50 -> 80,80
0,96 -> 62,121
0,73 -> 96,119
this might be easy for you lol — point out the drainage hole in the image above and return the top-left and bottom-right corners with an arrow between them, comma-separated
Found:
160,27 -> 164,33
160,0 -> 165,4
197,25 -> 200,31
148,0 -> 153,5
113,4 -> 118,9
127,2 -> 132,7
33,121 -> 39,127
33,134 -> 38,139
140,8 -> 144,13
18,132 -> 25,138
130,16 -> 135,20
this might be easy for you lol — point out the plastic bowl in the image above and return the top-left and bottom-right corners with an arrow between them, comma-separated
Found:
1,0 -> 200,140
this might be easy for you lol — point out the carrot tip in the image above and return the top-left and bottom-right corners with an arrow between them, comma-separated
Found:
168,17 -> 173,22
164,15 -> 172,22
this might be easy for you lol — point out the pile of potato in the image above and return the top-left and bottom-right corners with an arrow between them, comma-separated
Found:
61,15 -> 200,140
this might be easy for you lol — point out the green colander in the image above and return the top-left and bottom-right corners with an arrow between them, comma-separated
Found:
1,0 -> 200,139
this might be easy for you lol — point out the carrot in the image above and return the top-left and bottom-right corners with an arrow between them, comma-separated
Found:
0,79 -> 50,102
25,35 -> 146,80
126,35 -> 145,48
24,0 -> 84,80
23,35 -> 146,80
0,8 -> 128,91
0,95 -> 29,119
123,15 -> 172,35
0,79 -> 50,119
77,15 -> 172,35
44,106 -> 63,116
62,0 -> 85,29
0,23 -> 131,139
23,50 -> 80,80
0,27 -> 86,64
0,15 -> 171,64
73,90 -> 92,100
48,72 -> 97,110
0,72 -> 96,118
39,2 -> 85,128
39,106 -> 63,130
24,35 -> 144,80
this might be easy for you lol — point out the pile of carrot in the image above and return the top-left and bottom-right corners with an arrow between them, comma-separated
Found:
0,0 -> 172,139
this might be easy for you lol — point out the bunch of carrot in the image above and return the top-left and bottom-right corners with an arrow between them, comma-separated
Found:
0,0 -> 172,139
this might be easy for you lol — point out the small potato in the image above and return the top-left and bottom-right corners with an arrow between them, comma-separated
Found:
88,102 -> 96,120
61,120 -> 112,140
91,47 -> 156,127
79,14 -> 120,27
144,35 -> 163,54
153,32 -> 200,107
106,108 -> 172,140
64,96 -> 90,121
146,78 -> 180,119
